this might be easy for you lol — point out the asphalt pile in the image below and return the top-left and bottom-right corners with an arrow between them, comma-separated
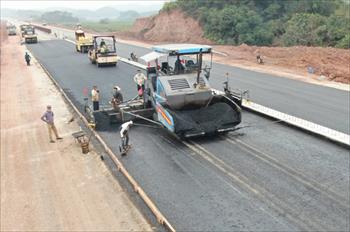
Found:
170,102 -> 240,136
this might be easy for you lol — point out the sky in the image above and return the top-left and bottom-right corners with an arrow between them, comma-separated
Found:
1,0 -> 167,11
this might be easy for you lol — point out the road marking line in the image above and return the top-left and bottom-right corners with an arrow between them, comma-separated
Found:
64,38 -> 75,44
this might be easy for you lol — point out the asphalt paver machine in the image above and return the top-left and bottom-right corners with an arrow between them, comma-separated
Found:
141,44 -> 243,138
86,44 -> 244,139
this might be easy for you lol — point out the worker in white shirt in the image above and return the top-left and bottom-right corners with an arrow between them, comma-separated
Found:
120,120 -> 133,151
133,70 -> 147,98
91,85 -> 100,111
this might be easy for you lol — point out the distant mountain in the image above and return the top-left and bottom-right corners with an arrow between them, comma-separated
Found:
118,10 -> 139,21
1,8 -> 42,20
1,6 -> 157,22
95,7 -> 121,18
71,7 -> 157,21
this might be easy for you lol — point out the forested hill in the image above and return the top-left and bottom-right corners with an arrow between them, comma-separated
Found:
162,0 -> 350,48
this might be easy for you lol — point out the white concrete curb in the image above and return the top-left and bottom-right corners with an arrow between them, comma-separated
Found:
242,99 -> 350,146
118,57 -> 148,70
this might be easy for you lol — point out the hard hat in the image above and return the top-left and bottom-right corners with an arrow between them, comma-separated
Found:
114,85 -> 121,90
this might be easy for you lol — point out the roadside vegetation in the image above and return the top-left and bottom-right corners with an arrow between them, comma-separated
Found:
59,19 -> 133,32
39,11 -> 133,32
40,11 -> 79,24
162,0 -> 350,48
77,19 -> 133,32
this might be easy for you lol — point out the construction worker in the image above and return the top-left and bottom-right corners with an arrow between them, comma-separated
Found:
111,85 -> 123,111
41,105 -> 63,143
174,56 -> 185,74
256,54 -> 263,64
25,52 -> 31,66
120,120 -> 133,152
91,85 -> 100,111
100,39 -> 106,48
133,70 -> 147,98
130,52 -> 138,62
255,50 -> 263,64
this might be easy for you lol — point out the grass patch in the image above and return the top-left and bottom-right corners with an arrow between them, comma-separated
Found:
79,20 -> 133,33
61,20 -> 133,32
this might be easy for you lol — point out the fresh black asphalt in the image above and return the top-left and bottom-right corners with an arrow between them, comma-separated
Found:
50,28 -> 350,134
118,41 -> 350,135
27,40 -> 350,231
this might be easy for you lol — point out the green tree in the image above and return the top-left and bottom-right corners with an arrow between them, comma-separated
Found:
283,0 -> 339,16
324,15 -> 350,46
282,13 -> 326,46
203,5 -> 273,45
99,18 -> 110,24
336,33 -> 350,48
161,0 -> 349,48
41,11 -> 79,23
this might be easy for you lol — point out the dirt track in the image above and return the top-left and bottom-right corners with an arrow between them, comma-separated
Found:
0,35 -> 152,231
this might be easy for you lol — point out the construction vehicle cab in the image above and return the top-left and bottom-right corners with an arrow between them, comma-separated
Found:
141,44 -> 242,138
75,29 -> 93,53
19,24 -> 27,36
20,24 -> 37,43
7,24 -> 17,36
88,35 -> 117,67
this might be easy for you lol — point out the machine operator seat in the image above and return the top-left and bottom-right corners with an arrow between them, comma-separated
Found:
174,59 -> 185,74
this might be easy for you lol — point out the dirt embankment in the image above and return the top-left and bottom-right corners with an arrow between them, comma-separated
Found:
1,21 -> 8,50
120,10 -> 350,85
0,29 -> 152,231
121,9 -> 211,44
214,44 -> 350,84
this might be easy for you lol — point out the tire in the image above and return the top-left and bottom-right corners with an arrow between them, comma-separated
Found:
97,63 -> 100,68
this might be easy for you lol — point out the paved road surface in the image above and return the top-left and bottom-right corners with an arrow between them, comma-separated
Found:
27,39 -> 350,231
116,41 -> 350,134
47,26 -> 350,134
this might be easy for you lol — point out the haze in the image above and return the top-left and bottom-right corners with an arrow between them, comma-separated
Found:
1,0 -> 166,12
